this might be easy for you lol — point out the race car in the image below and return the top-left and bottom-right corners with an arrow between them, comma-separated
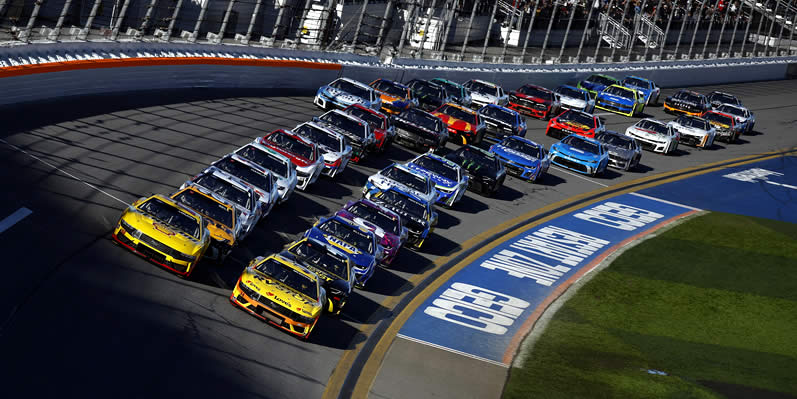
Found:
336,199 -> 407,266
715,103 -> 755,134
577,74 -> 620,98
595,130 -> 642,171
315,109 -> 376,163
463,79 -> 509,107
432,102 -> 485,145
406,152 -> 469,208
546,108 -> 606,139
363,163 -> 439,204
364,186 -> 437,250
344,103 -> 394,153
232,143 -> 297,204
554,85 -> 595,113
208,153 -> 280,215
507,84 -> 561,119
181,167 -> 262,240
489,136 -> 550,182
230,254 -> 325,339
594,84 -> 645,117
702,110 -> 741,143
621,76 -> 661,105
549,134 -> 609,177
664,90 -> 710,116
315,77 -> 382,111
392,108 -> 449,152
170,186 -> 239,261
667,114 -> 716,148
430,78 -> 472,107
282,237 -> 354,315
406,79 -> 450,111
370,78 -> 415,114
257,129 -> 324,191
302,215 -> 381,288
293,121 -> 352,178
112,194 -> 210,277
477,104 -> 526,141
625,118 -> 679,154
707,91 -> 742,109
445,145 -> 507,197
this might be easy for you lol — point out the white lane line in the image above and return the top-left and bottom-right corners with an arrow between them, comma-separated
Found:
396,334 -> 509,368
629,192 -> 703,211
765,180 -> 797,190
0,138 -> 128,206
0,207 -> 33,234
552,166 -> 610,187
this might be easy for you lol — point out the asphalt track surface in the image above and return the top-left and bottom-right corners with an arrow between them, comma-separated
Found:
1,79 -> 796,399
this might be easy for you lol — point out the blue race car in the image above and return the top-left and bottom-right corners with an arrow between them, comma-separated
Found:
594,84 -> 645,117
577,74 -> 620,98
477,104 -> 527,141
303,215 -> 381,288
364,186 -> 437,250
489,136 -> 550,183
622,76 -> 661,106
549,134 -> 609,177
314,77 -> 382,111
405,152 -> 469,208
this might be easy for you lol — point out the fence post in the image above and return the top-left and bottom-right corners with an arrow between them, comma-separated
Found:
501,0 -> 520,61
271,0 -> 288,39
594,0 -> 617,61
137,0 -> 159,38
540,0 -> 561,59
189,0 -> 211,43
657,1 -> 677,59
673,0 -> 692,58
728,1 -> 744,56
398,1 -> 419,57
439,0 -> 458,53
21,0 -> 45,43
627,0 -> 648,60
78,0 -> 102,40
376,0 -> 396,51
642,0 -> 663,60
714,0 -> 732,56
787,12 -> 797,54
418,0 -> 439,58
216,0 -> 237,43
739,2 -> 756,56
774,4 -> 787,56
50,0 -> 75,41
558,0 -> 579,60
351,0 -> 370,48
110,0 -> 132,41
163,0 -> 184,41
459,0 -> 480,58
610,0 -> 632,60
763,0 -> 781,54
0,1 -> 7,18
686,0 -> 708,59
481,0 -> 500,58
243,0 -> 263,44
751,3 -> 768,54
576,0 -> 597,62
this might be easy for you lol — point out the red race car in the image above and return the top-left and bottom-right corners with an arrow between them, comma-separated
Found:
508,84 -> 561,120
257,129 -> 324,191
344,104 -> 393,153
432,103 -> 485,145
545,109 -> 606,139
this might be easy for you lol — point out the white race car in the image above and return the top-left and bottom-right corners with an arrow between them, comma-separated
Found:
625,118 -> 679,155
554,85 -> 595,113
715,103 -> 755,134
362,163 -> 440,204
232,142 -> 298,204
293,121 -> 353,178
667,115 -> 716,149
463,79 -> 509,107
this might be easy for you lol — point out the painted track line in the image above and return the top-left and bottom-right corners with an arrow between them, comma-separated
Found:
396,334 -> 509,368
629,192 -> 703,211
0,207 -> 33,234
552,166 -> 610,187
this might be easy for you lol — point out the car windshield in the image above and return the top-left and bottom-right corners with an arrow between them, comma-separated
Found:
294,124 -> 344,152
289,240 -> 349,281
710,93 -> 739,105
410,81 -> 445,99
413,155 -> 458,181
264,131 -> 314,160
556,86 -> 586,99
398,109 -> 443,131
465,80 -> 498,95
235,146 -> 289,177
603,86 -> 634,98
437,104 -> 477,124
502,138 -> 541,158
329,79 -> 370,99
255,258 -> 317,301
676,115 -> 710,130
451,147 -> 500,175
194,174 -> 251,210
479,106 -> 516,125
704,112 -> 734,125
215,156 -> 273,191
636,120 -> 669,135
517,86 -> 553,100
347,202 -> 401,235
674,91 -> 704,103
320,112 -> 367,139
319,219 -> 374,254
562,136 -> 600,154
597,133 -> 634,149
716,105 -> 746,117
138,198 -> 200,239
172,189 -> 233,228
432,79 -> 463,98
375,190 -> 427,219
372,80 -> 407,98
587,75 -> 617,86
623,77 -> 649,88
558,110 -> 595,127
347,107 -> 385,129
382,166 -> 429,193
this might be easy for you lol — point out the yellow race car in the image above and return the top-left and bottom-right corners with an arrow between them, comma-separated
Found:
112,194 -> 210,277
230,254 -> 325,339
170,186 -> 238,262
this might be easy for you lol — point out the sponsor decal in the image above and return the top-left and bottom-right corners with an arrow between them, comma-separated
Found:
325,235 -> 361,254
153,222 -> 175,236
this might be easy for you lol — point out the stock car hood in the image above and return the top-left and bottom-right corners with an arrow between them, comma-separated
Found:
560,96 -> 587,108
669,122 -> 710,137
552,119 -> 593,133
321,149 -> 346,164
628,127 -> 668,142
456,159 -> 501,180
364,193 -> 429,233
512,92 -> 551,105
320,86 -> 367,107
552,143 -> 602,162
305,228 -> 374,267
240,268 -> 320,317
490,145 -> 542,167
472,91 -> 498,103
379,93 -> 412,108
416,94 -> 444,109
666,97 -> 700,110
318,122 -> 366,145
368,175 -> 433,203
393,118 -> 440,142
122,210 -> 205,255
599,93 -> 634,106
708,121 -> 732,130
602,144 -> 635,159
405,162 -> 458,190
579,80 -> 606,92
436,114 -> 475,132
260,141 -> 315,168
335,210 -> 391,242
624,84 -> 652,99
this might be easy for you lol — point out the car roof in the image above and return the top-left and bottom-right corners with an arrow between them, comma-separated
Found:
372,78 -> 409,88
200,166 -> 258,193
470,79 -> 498,86
501,135 -> 541,147
295,121 -> 346,140
335,77 -> 371,90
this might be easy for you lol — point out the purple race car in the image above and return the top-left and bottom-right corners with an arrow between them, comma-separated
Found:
335,199 -> 407,265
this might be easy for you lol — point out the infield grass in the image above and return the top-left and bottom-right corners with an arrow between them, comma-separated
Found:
503,212 -> 797,399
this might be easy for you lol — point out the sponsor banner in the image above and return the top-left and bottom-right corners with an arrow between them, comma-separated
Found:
399,192 -> 695,363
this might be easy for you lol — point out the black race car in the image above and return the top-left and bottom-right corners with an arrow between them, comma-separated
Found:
445,145 -> 506,197
406,79 -> 449,111
281,238 -> 353,315
663,90 -> 710,116
706,91 -> 742,109
392,108 -> 449,152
